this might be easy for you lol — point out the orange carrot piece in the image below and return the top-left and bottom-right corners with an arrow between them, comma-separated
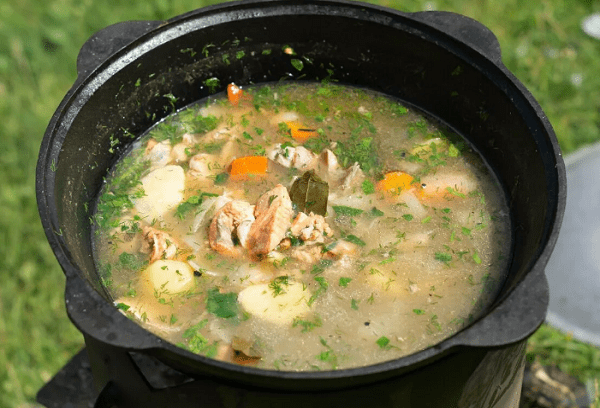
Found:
285,121 -> 318,143
227,83 -> 245,106
229,156 -> 268,181
376,171 -> 415,195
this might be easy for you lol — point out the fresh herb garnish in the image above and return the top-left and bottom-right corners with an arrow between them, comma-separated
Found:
376,336 -> 391,349
180,319 -> 218,357
269,276 -> 290,297
338,277 -> 352,287
292,315 -> 323,332
435,252 -> 452,263
175,192 -> 219,220
361,179 -> 375,194
206,288 -> 238,319
370,207 -> 384,217
343,234 -> 366,247
332,205 -> 363,217
308,277 -> 328,306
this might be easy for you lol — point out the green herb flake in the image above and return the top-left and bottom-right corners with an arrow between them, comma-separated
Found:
448,144 -> 460,157
472,251 -> 482,264
351,298 -> 360,310
214,172 -> 229,185
445,186 -> 466,198
413,309 -> 425,315
308,277 -> 329,306
206,288 -> 238,319
376,336 -> 390,349
236,50 -> 246,59
370,207 -> 384,217
291,59 -> 304,71
361,179 -> 375,194
269,276 -> 290,297
338,277 -> 352,287
203,77 -> 221,93
402,214 -> 414,221
292,315 -> 323,332
116,302 -> 130,312
118,252 -> 146,271
332,205 -> 364,217
435,252 -> 452,263
343,234 -> 366,247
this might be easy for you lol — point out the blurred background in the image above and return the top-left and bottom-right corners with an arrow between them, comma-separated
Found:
1,0 -> 599,406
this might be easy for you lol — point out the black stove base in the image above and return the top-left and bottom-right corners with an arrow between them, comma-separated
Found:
37,348 -> 95,408
37,345 -> 525,408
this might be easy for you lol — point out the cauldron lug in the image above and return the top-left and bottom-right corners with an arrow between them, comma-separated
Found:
76,20 -> 163,80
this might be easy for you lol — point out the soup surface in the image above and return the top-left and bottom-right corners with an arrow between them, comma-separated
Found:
93,82 -> 511,371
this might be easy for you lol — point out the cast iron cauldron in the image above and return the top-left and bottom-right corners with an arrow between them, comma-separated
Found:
36,1 -> 566,407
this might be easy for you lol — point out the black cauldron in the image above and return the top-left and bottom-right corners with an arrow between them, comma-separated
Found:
36,1 -> 566,407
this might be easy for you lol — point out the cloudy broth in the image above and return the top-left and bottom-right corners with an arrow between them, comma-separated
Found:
93,82 -> 511,371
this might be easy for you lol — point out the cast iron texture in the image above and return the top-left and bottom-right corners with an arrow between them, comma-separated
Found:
36,0 -> 566,402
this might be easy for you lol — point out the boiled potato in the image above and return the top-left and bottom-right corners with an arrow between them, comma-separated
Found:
142,260 -> 195,295
114,295 -> 180,334
134,165 -> 185,219
238,281 -> 311,325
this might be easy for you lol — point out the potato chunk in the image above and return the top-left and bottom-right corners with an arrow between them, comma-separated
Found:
238,281 -> 311,325
142,260 -> 195,295
134,165 -> 185,219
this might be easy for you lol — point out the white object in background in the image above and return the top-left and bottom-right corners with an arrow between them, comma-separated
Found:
582,13 -> 600,39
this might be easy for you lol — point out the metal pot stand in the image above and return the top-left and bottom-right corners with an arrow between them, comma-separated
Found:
37,340 -> 525,408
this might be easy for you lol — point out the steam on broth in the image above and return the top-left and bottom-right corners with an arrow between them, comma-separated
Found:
93,82 -> 511,371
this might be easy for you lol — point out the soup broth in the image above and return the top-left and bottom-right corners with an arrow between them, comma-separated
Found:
93,82 -> 511,371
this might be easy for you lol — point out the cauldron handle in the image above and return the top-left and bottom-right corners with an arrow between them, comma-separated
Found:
411,11 -> 503,64
76,20 -> 163,80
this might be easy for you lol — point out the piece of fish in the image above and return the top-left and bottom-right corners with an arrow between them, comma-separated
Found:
141,226 -> 178,263
208,200 -> 255,257
247,185 -> 293,257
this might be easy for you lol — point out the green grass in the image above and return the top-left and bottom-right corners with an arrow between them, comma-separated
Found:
2,0 -> 600,406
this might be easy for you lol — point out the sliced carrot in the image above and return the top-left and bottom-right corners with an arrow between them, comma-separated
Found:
376,171 -> 415,195
285,121 -> 318,143
227,83 -> 252,106
229,156 -> 268,181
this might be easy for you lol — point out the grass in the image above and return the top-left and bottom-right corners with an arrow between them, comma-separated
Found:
1,0 -> 600,406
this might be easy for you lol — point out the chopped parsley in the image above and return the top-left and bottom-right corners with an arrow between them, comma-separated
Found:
180,319 -> 218,357
361,179 -> 375,194
343,234 -> 366,247
175,192 -> 219,220
206,288 -> 238,319
308,277 -> 328,306
332,205 -> 364,217
338,277 -> 352,287
376,336 -> 391,349
435,252 -> 452,263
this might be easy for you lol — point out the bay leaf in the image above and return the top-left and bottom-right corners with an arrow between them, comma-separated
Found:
289,170 -> 329,216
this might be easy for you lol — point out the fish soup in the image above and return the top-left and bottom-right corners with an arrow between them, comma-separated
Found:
93,82 -> 511,371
